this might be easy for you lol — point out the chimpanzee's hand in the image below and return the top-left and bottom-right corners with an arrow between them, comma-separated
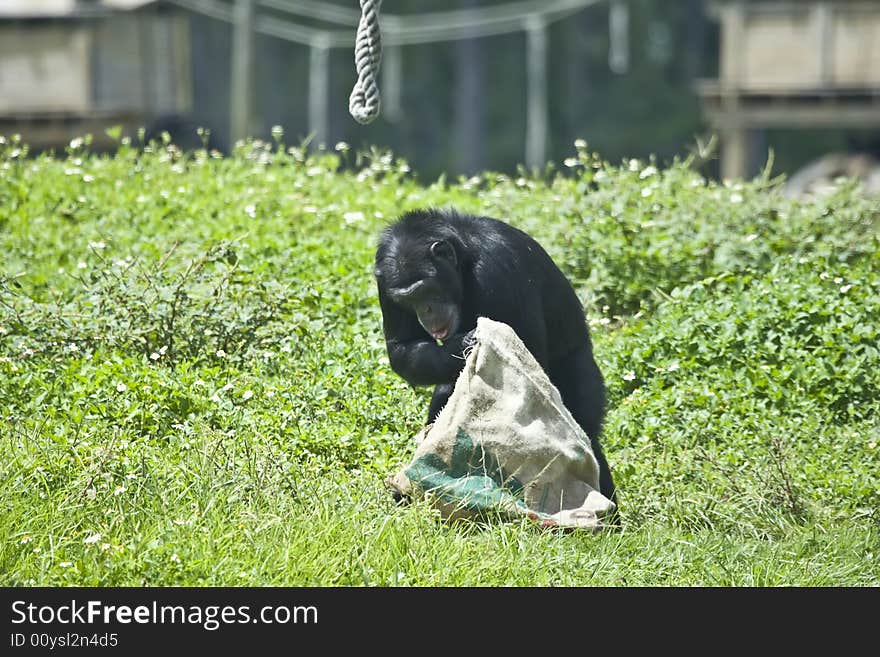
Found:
461,328 -> 477,351
443,328 -> 476,356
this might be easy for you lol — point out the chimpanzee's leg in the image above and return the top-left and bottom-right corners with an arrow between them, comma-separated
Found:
427,383 -> 455,424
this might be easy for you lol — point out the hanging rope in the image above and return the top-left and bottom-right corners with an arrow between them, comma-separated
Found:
349,0 -> 384,124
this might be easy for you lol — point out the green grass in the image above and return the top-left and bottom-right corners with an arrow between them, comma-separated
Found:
1,134 -> 878,586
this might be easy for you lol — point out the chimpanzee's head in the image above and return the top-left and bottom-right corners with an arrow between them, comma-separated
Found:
375,219 -> 464,342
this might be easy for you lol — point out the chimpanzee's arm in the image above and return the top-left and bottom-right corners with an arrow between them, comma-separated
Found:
385,333 -> 470,386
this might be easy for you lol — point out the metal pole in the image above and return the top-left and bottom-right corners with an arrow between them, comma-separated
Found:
813,2 -> 833,86
608,0 -> 630,74
382,43 -> 403,123
309,35 -> 330,145
230,0 -> 255,145
525,14 -> 548,171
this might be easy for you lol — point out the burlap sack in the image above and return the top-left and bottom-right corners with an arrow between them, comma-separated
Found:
388,317 -> 616,530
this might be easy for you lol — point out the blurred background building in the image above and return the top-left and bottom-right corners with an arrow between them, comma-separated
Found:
1,0 -> 879,186
0,1 -> 194,149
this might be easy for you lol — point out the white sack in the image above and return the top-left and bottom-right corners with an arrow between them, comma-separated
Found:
388,317 -> 616,530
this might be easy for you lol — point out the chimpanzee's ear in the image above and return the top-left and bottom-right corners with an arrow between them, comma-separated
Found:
430,240 -> 458,266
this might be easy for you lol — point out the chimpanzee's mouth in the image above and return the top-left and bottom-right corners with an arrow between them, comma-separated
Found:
417,305 -> 459,343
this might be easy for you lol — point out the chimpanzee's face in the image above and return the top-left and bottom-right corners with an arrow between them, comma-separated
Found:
375,238 -> 462,341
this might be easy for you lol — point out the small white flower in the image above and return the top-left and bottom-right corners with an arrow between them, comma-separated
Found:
210,393 -> 221,403
100,543 -> 111,551
730,193 -> 744,203
170,553 -> 181,564
833,277 -> 843,284
623,371 -> 636,381
150,352 -> 161,360
639,166 -> 657,179
344,211 -> 365,224
641,187 -> 653,198
116,382 -> 127,392
59,561 -> 74,568
244,204 -> 257,218
563,157 -> 579,168
744,234 -> 758,242
86,487 -> 97,500
242,390 -> 254,401
89,240 -> 106,249
83,174 -> 95,183
84,533 -> 102,545
667,362 -> 680,372
840,284 -> 853,293
113,485 -> 125,496
216,349 -> 227,358
20,536 -> 31,544
334,141 -> 350,152
77,262 -> 88,269
574,138 -> 587,149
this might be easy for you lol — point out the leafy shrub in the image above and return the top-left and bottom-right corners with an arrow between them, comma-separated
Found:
559,147 -> 879,315
598,253 -> 880,526
604,253 -> 880,416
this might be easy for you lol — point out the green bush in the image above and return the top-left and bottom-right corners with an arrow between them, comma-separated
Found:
599,254 -> 880,529
560,149 -> 879,315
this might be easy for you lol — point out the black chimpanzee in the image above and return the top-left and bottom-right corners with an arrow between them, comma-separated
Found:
374,208 -> 616,503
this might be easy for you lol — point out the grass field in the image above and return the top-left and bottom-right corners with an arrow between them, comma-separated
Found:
1,134 -> 878,585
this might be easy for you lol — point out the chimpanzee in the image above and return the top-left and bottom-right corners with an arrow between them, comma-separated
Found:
374,208 -> 616,503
